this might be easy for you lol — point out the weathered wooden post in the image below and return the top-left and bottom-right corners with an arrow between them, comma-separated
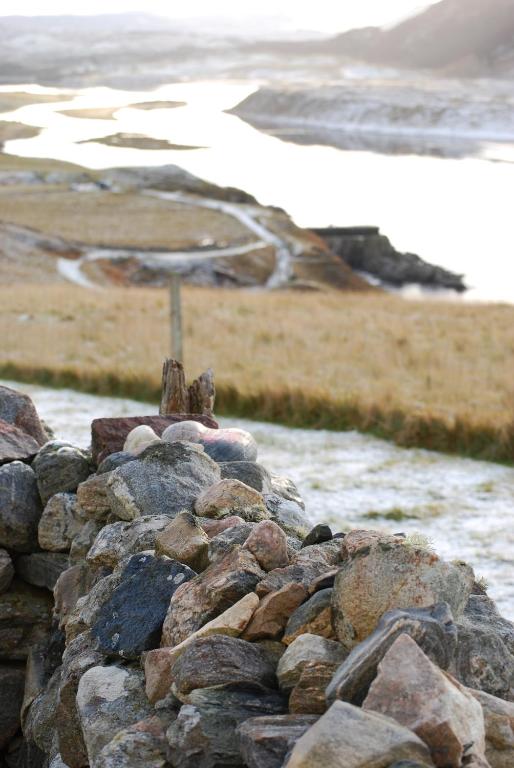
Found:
169,273 -> 183,363
160,359 -> 215,417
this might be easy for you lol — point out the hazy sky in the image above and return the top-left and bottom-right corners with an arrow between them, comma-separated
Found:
0,1 -> 438,33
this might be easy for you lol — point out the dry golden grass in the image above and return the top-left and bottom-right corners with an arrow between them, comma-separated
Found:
0,189 -> 250,248
2,284 -> 514,461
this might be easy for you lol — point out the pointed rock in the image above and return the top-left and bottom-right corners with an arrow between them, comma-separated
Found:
363,634 -> 487,768
243,582 -> 307,641
326,603 -> 458,706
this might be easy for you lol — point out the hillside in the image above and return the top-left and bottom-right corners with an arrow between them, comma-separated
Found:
326,0 -> 514,77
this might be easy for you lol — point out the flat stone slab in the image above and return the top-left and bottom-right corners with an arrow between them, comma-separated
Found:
91,414 -> 219,465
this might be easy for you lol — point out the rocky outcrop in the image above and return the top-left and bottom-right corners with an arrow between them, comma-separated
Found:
313,227 -> 466,292
1,384 -> 513,768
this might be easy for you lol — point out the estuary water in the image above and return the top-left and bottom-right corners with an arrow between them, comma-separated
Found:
6,380 -> 514,619
1,81 -> 514,302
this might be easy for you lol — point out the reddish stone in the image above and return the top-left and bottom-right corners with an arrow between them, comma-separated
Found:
0,419 -> 41,464
199,516 -> 246,539
242,582 -> 308,641
91,414 -> 218,465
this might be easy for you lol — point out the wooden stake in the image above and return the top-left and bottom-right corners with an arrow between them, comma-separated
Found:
159,360 -> 216,416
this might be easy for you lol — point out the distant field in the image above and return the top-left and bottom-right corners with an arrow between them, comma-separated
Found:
0,188 -> 250,249
2,284 -> 513,462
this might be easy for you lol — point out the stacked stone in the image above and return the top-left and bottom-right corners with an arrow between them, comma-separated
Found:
1,385 -> 514,768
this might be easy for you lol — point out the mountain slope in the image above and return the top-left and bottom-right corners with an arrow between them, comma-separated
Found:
327,0 -> 514,76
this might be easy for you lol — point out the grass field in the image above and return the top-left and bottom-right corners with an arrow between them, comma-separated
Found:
2,284 -> 513,462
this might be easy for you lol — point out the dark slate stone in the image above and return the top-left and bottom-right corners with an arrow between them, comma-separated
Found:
166,683 -> 287,768
15,552 -> 69,591
4,738 -> 46,768
0,462 -> 42,553
301,525 -> 333,548
91,552 -> 196,659
283,589 -> 333,645
96,451 -> 135,475
451,593 -> 514,700
172,635 -> 277,697
326,602 -> 458,706
238,715 -> 318,768
33,441 -> 92,505
220,461 -> 273,494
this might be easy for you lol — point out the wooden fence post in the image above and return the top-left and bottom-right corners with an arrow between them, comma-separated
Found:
169,273 -> 183,363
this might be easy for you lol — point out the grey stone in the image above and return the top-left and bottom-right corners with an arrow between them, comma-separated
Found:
0,384 -> 47,445
91,552 -> 196,659
326,603 -> 458,706
69,519 -> 102,566
76,665 -> 153,767
57,631 -> 106,768
238,715 -> 318,768
38,493 -> 84,552
0,578 -> 53,660
0,548 -> 14,593
162,547 -> 265,647
54,563 -> 96,630
23,666 -> 61,755
284,701 -> 433,768
0,461 -> 42,552
15,552 -> 69,591
277,634 -> 346,693
33,441 -> 92,505
220,461 -> 273,494
283,589 -> 334,646
269,474 -> 305,510
0,664 -> 26,749
332,536 -> 474,650
451,594 -> 514,700
171,635 -> 277,698
107,442 -> 220,521
95,716 -> 169,768
96,451 -> 135,475
87,515 -> 173,569
166,683 -> 287,768
207,523 -> 255,563
263,494 -> 311,540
